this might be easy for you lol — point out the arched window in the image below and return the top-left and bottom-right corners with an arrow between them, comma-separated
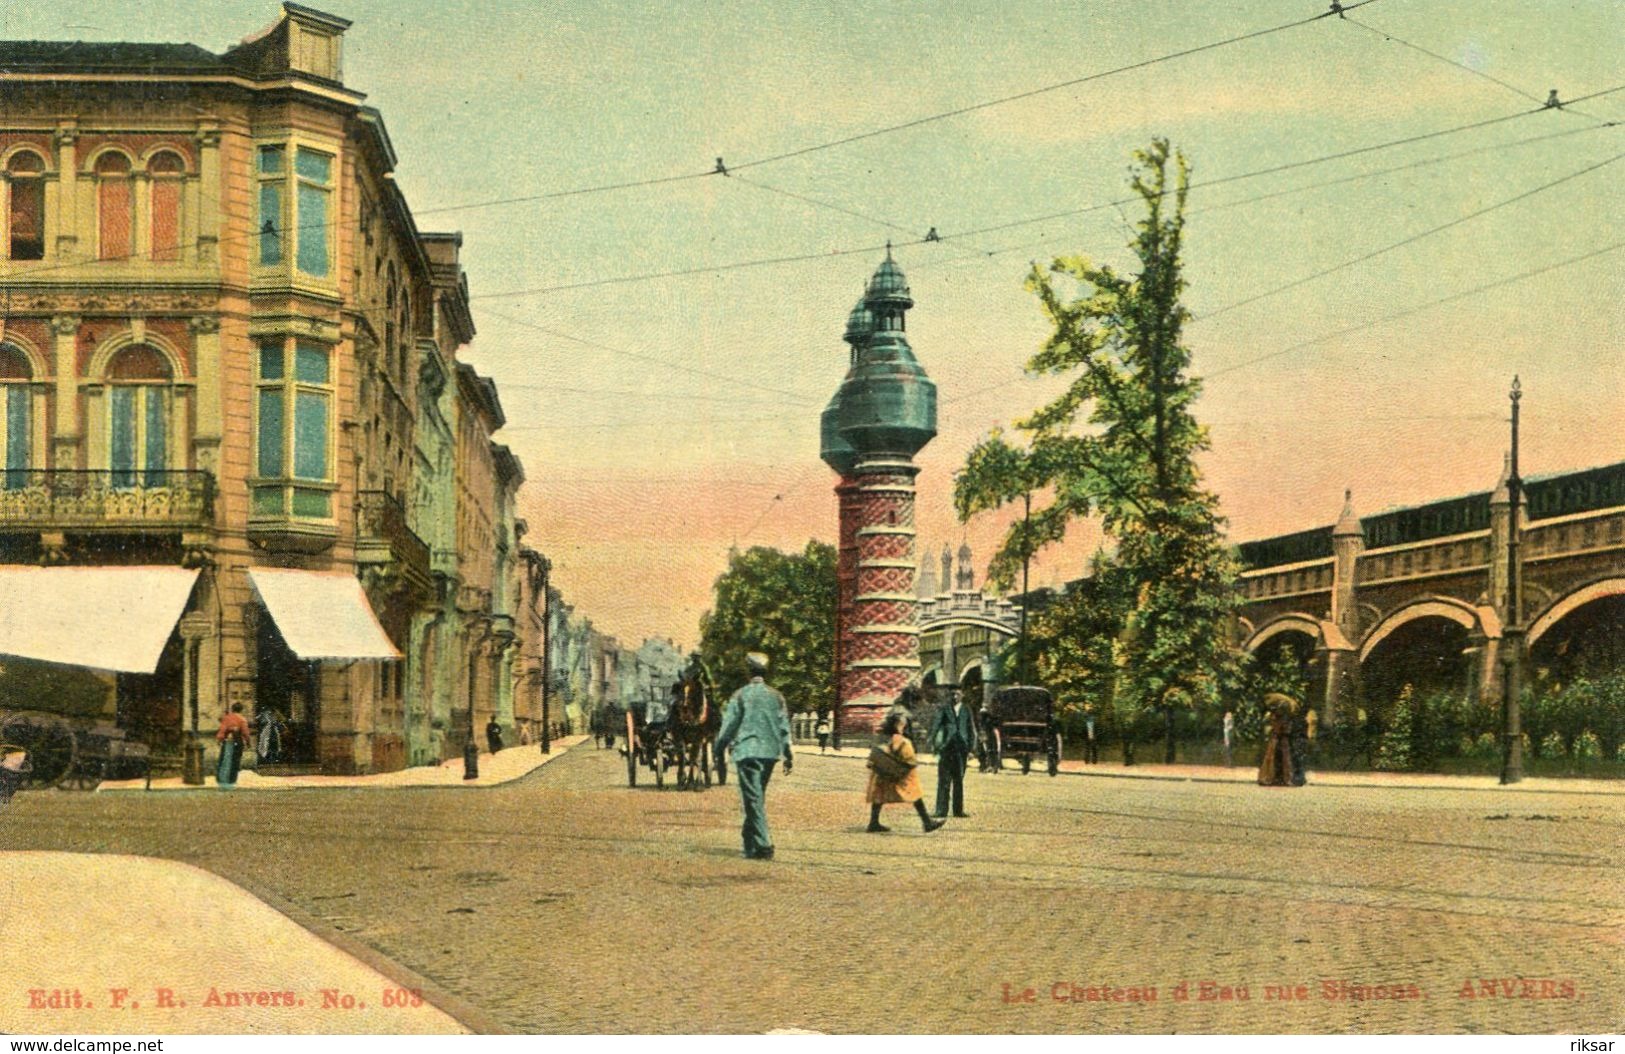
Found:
0,344 -> 33,488
398,288 -> 411,379
147,151 -> 185,263
95,152 -> 135,262
106,345 -> 172,487
5,151 -> 47,261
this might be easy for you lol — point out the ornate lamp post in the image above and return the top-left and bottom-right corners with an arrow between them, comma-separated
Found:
1500,376 -> 1525,785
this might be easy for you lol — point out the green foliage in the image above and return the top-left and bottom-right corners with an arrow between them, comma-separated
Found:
1027,554 -> 1133,719
1374,684 -> 1416,771
953,138 -> 1243,728
697,541 -> 836,713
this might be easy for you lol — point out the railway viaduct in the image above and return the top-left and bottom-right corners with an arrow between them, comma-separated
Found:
1237,459 -> 1625,724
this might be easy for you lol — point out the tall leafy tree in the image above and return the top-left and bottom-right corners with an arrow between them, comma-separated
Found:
698,541 -> 836,712
954,139 -> 1243,758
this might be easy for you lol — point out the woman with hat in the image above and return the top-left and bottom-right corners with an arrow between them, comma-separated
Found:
1257,692 -> 1297,787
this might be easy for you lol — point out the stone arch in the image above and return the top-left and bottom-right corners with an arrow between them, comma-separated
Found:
1359,596 -> 1483,663
958,656 -> 986,685
1,144 -> 51,172
81,144 -> 136,175
1528,578 -> 1625,648
88,331 -> 187,381
0,335 -> 49,379
137,144 -> 193,173
1244,612 -> 1321,653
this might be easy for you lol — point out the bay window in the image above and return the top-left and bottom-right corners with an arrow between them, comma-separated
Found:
256,143 -> 333,279
254,338 -> 333,519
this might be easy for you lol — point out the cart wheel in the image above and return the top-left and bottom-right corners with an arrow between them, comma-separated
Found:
1020,755 -> 1032,775
0,714 -> 76,789
69,758 -> 103,791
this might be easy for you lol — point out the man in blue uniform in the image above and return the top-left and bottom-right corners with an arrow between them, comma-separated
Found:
715,651 -> 793,860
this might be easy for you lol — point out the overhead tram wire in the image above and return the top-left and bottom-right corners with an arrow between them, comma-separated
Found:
909,119 -> 1619,275
729,173 -> 1001,263
1197,148 -> 1625,322
476,306 -> 821,405
458,93 -> 1623,305
725,0 -> 1390,174
1206,238 -> 1625,379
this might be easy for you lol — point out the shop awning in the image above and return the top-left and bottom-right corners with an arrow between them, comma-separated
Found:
0,566 -> 200,674
247,568 -> 402,661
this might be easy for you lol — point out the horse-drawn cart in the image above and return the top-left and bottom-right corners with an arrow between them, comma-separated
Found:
0,710 -> 150,791
986,686 -> 1061,776
622,673 -> 722,790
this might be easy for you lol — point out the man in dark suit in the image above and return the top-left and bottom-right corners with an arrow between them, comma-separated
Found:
931,692 -> 976,818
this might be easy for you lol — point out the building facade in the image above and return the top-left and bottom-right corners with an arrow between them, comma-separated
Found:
0,4 -> 558,775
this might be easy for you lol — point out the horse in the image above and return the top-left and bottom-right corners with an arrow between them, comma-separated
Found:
667,670 -> 721,790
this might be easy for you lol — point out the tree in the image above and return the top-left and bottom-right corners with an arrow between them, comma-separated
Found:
954,138 -> 1243,751
1374,683 -> 1416,771
698,541 -> 836,712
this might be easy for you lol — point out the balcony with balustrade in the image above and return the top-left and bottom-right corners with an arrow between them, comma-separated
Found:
0,470 -> 215,532
356,490 -> 433,598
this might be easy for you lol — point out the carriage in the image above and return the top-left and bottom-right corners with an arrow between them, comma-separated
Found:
986,685 -> 1061,776
0,710 -> 151,791
623,674 -> 723,790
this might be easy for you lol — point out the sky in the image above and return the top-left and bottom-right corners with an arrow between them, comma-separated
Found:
5,0 -> 1620,648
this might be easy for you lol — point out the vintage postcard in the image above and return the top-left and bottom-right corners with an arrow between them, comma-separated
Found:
0,0 -> 1620,1040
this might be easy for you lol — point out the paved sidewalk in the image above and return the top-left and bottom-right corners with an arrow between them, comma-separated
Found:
98,735 -> 590,793
0,851 -> 467,1034
801,741 -> 1625,795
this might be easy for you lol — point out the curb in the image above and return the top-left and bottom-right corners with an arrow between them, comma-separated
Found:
227,873 -> 511,1035
97,737 -> 589,796
809,745 -> 1625,796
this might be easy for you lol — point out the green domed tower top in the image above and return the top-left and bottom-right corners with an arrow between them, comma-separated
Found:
820,293 -> 871,476
836,248 -> 937,460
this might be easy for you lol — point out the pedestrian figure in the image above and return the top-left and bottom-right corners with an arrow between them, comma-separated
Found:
254,707 -> 283,765
866,712 -> 945,834
1256,693 -> 1296,787
1289,701 -> 1311,786
715,652 -> 793,860
216,703 -> 250,788
1222,709 -> 1235,768
930,690 -> 975,818
1084,704 -> 1100,765
815,711 -> 831,754
486,717 -> 504,755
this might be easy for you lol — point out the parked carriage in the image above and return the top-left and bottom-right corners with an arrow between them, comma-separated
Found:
986,686 -> 1061,776
0,710 -> 151,791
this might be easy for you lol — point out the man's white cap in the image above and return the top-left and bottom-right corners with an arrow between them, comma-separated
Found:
746,652 -> 770,674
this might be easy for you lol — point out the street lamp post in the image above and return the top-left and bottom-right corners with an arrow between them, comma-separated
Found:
1500,376 -> 1525,785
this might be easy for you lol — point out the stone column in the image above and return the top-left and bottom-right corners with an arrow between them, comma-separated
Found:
1323,490 -> 1365,726
49,315 -> 80,469
839,456 -> 921,736
53,124 -> 78,260
188,316 -> 222,478
194,125 -> 221,265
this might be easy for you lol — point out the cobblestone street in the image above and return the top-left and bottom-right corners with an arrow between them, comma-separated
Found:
2,745 -> 1620,1034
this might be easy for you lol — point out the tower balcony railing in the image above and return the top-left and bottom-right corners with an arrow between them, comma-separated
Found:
357,490 -> 433,594
0,469 -> 215,530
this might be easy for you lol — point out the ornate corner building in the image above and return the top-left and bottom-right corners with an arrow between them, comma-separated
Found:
0,4 -> 553,775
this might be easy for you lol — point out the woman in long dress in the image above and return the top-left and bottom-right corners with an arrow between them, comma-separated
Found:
216,703 -> 250,788
1257,693 -> 1297,787
865,712 -> 946,833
